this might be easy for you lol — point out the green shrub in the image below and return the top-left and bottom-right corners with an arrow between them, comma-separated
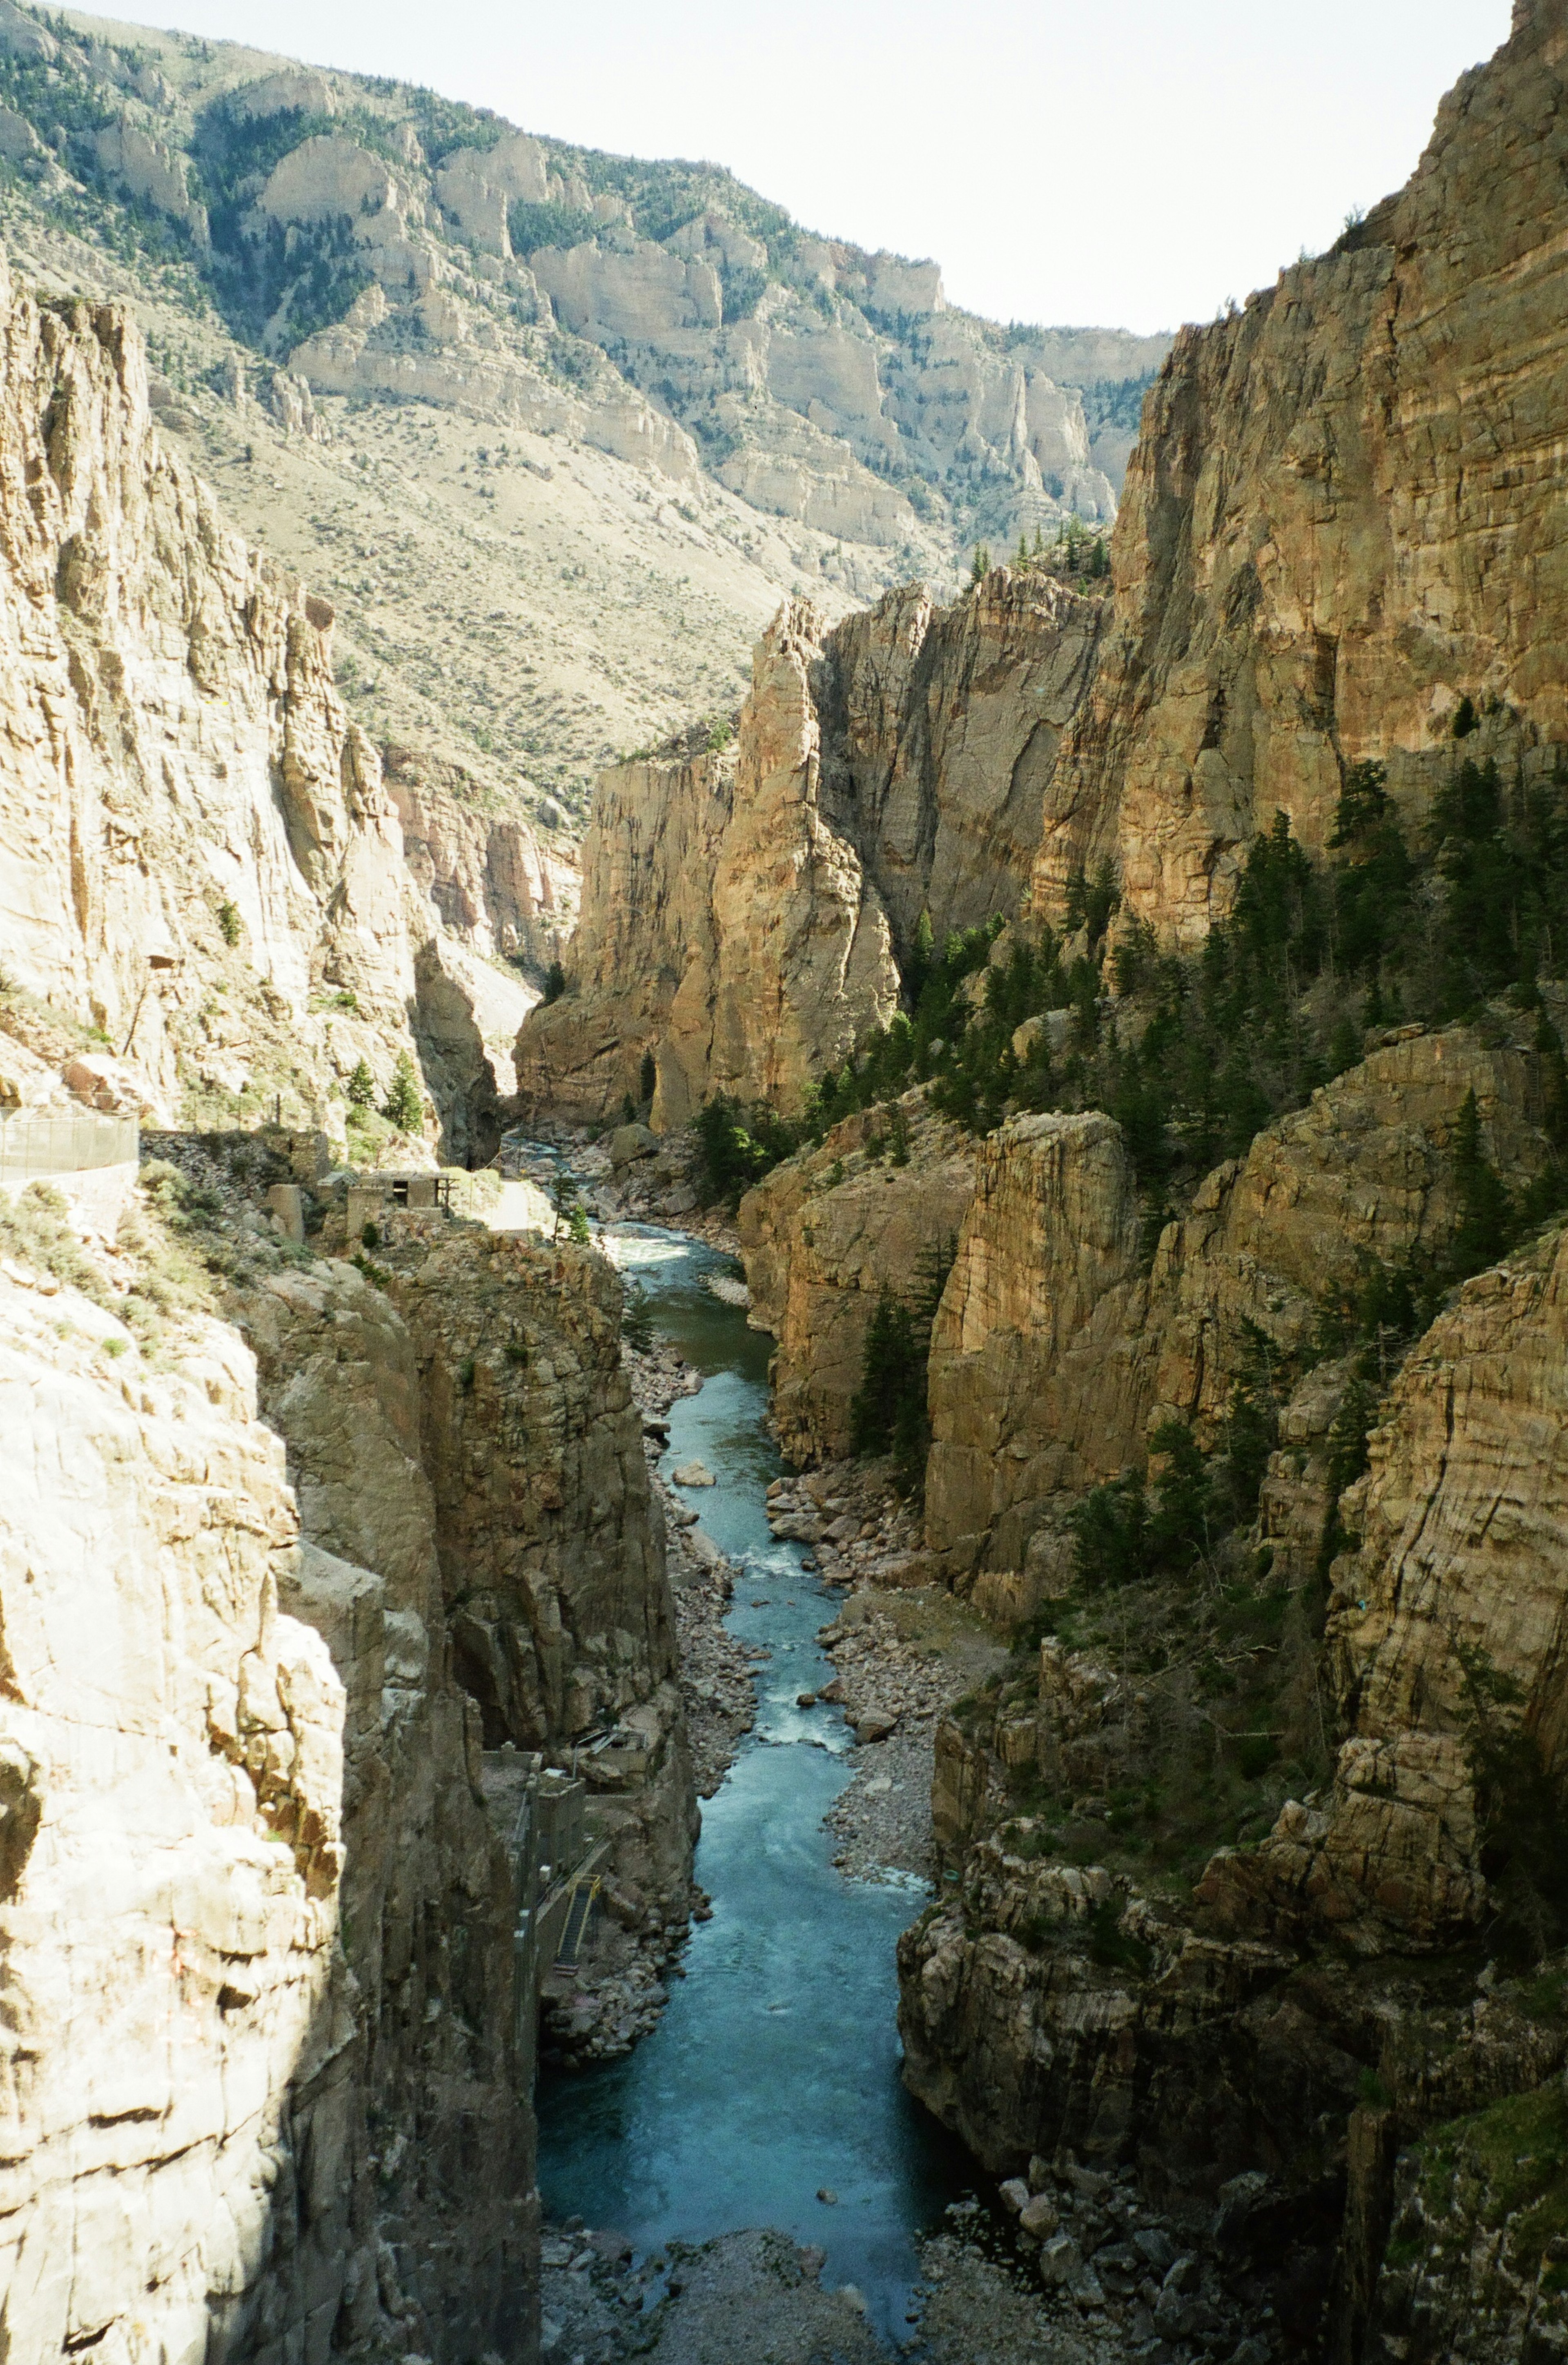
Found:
216,898 -> 241,947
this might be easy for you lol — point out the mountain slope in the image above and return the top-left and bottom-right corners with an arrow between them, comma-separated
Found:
0,0 -> 1164,823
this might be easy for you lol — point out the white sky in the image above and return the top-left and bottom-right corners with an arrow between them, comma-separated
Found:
97,0 -> 1514,335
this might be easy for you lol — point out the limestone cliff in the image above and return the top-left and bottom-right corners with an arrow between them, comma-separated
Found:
375,1218 -> 697,1939
0,1243 -> 529,2361
925,1024 -> 1557,1588
739,1090 -> 978,1464
516,569 -> 1106,1122
1033,0 -> 1568,942
0,261 -> 525,1156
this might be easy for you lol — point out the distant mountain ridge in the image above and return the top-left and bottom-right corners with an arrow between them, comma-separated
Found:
10,4 -> 1165,555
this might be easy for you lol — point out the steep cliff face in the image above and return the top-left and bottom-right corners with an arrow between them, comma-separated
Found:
0,264 -> 516,1151
380,1222 -> 697,1935
0,1247 -> 528,2362
238,1257 -> 532,2347
925,1025 -> 1557,1586
387,756 -> 575,972
739,1091 -> 978,1463
1033,1 -> 1568,942
517,602 -> 900,1124
517,570 -> 1106,1122
1201,1221 -> 1568,1958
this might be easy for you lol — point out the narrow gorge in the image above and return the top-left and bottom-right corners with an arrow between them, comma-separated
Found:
2,4 -> 1566,2364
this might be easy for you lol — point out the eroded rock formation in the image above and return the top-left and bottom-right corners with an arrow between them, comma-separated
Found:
1033,0 -> 1568,942
740,1091 -> 978,1464
1201,1220 -> 1568,1957
517,569 -> 1107,1122
0,1254 -> 530,2360
0,263 -> 530,1154
924,1023 -> 1557,1589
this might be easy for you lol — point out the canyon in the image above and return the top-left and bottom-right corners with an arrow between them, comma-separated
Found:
1,1 -> 1566,2362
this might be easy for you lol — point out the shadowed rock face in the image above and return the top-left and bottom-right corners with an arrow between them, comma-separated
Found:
740,1091 -> 979,1464
1032,2 -> 1568,944
516,571 -> 1106,1123
385,1227 -> 697,1928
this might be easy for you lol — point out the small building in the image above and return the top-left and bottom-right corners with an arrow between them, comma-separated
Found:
345,1169 -> 453,1241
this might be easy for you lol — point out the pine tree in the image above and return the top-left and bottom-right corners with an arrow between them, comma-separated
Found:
550,1167 -> 581,1240
905,909 -> 936,1006
639,1047 -> 657,1107
1448,1087 -> 1512,1278
346,1057 -> 376,1108
850,1286 -> 918,1458
381,1051 -> 422,1132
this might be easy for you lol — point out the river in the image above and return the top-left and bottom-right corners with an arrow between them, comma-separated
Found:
535,1223 -> 969,2341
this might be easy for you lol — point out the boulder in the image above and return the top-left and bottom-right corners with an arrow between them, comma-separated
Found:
608,1121 -> 657,1167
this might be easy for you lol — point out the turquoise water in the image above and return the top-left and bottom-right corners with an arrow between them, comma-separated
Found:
535,1226 -> 968,2341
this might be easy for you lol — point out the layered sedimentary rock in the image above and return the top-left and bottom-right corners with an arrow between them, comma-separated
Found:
925,1024 -> 1557,1583
517,602 -> 900,1124
0,1255 -> 528,2361
0,264 -> 516,1151
739,1091 -> 979,1463
383,1223 -> 697,1930
1201,1220 -> 1568,1956
1033,0 -> 1568,942
517,570 -> 1106,1122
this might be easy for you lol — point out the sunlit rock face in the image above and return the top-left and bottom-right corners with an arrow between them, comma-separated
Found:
1034,1 -> 1568,944
517,570 -> 1105,1124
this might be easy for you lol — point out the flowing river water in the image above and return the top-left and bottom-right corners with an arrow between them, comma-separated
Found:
536,1224 -> 969,2341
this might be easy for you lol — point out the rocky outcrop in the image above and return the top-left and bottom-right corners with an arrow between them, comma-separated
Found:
381,1222 -> 697,1934
0,1250 -> 528,2361
237,1256 -> 532,2355
509,738 -> 733,1124
1201,1220 -> 1568,1957
925,1109 -> 1148,1581
385,753 -> 575,971
0,264 -> 521,1153
517,570 -> 1106,1122
517,601 -> 901,1123
925,1024 -> 1558,1588
0,267 -> 407,1100
1033,2 -> 1568,942
739,1090 -> 978,1463
814,569 -> 1107,954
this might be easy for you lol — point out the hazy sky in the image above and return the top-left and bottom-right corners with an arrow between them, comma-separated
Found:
97,0 -> 1513,334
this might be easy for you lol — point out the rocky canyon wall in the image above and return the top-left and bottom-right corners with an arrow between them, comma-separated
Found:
380,1220 -> 697,1935
924,1022 -> 1558,1585
0,263 -> 542,1154
0,1242 -> 530,2362
1032,0 -> 1568,943
517,569 -> 1107,1122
